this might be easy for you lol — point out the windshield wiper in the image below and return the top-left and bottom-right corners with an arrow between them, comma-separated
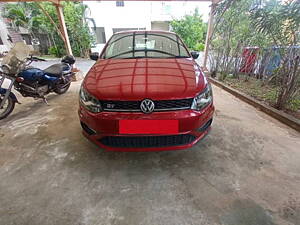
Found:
107,50 -> 135,59
142,49 -> 176,57
174,56 -> 189,58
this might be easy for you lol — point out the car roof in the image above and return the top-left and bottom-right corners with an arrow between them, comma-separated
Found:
114,30 -> 177,35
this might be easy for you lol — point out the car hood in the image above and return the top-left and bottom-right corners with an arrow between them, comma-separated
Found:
84,58 -> 207,100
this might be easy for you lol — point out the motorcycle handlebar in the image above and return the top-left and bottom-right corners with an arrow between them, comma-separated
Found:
33,56 -> 46,62
28,56 -> 46,62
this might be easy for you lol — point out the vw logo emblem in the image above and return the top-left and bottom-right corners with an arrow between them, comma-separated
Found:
140,99 -> 155,114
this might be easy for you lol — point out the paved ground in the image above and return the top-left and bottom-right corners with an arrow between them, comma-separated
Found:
0,60 -> 300,225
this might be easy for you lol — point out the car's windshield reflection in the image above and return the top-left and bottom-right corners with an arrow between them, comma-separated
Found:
102,32 -> 191,59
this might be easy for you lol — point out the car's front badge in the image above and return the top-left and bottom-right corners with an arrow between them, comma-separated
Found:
106,104 -> 115,109
140,99 -> 155,113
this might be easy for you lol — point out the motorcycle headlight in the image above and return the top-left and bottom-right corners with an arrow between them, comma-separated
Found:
191,84 -> 213,111
79,86 -> 102,113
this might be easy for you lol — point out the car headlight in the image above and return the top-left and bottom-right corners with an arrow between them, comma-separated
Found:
191,84 -> 213,111
79,86 -> 102,113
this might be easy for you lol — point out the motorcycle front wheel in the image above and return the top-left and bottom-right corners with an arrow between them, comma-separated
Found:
0,95 -> 15,120
54,83 -> 71,95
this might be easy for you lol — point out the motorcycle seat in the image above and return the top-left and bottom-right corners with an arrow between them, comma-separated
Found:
43,63 -> 70,77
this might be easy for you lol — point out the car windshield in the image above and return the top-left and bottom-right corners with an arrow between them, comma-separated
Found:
101,32 -> 190,59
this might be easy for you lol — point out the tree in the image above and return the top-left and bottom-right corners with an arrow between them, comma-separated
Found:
209,0 -> 271,78
62,2 -> 94,57
170,8 -> 207,51
3,2 -> 94,57
250,0 -> 300,46
250,0 -> 300,109
210,0 -> 300,111
4,3 -> 41,39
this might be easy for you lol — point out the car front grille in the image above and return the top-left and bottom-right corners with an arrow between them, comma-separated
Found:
99,134 -> 196,148
100,98 -> 193,112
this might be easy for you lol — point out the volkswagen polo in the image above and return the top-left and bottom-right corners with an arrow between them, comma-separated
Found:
79,31 -> 214,151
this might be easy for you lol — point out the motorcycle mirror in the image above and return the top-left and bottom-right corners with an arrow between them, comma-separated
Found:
90,52 -> 99,61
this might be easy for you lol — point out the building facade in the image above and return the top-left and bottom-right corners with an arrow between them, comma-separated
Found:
86,1 -> 209,53
1,1 -> 209,56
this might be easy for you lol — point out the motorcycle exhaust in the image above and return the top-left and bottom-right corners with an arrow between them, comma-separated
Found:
19,83 -> 36,92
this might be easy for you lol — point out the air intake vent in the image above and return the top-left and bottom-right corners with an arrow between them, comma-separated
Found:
99,134 -> 196,148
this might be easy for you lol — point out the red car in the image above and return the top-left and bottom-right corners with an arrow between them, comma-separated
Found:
79,31 -> 214,151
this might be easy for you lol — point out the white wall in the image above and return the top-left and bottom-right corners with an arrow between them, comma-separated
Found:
151,21 -> 170,31
0,13 -> 12,53
87,1 -> 152,52
85,1 -> 211,53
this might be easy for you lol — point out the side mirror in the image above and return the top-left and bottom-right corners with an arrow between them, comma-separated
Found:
191,51 -> 199,59
90,52 -> 99,61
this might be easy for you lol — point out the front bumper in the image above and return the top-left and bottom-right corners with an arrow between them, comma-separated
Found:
78,103 -> 214,152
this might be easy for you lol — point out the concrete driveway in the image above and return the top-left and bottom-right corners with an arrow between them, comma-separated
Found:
0,60 -> 299,225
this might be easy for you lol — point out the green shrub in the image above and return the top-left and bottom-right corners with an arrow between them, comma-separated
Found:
170,8 -> 207,50
48,46 -> 65,57
194,43 -> 205,51
287,97 -> 300,112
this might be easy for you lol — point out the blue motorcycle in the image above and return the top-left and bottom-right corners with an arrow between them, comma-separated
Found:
0,55 -> 76,120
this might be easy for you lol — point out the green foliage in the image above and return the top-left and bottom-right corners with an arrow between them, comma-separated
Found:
62,2 -> 94,57
4,4 -> 29,27
211,0 -> 300,112
249,0 -> 300,109
213,0 -> 271,52
194,42 -> 205,51
170,8 -> 207,50
287,97 -> 300,112
212,0 -> 300,55
4,2 -> 94,57
250,0 -> 300,45
3,3 -> 42,38
48,46 -> 65,57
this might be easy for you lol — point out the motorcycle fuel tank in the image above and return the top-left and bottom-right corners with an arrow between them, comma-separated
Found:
18,68 -> 45,82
